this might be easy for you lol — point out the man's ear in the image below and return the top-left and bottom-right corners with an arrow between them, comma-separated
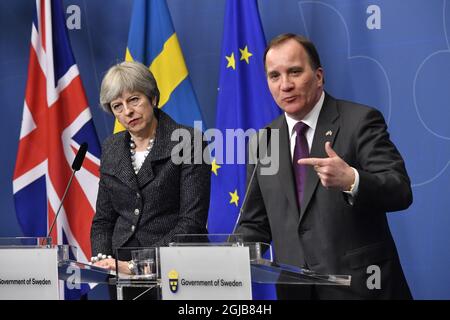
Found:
315,67 -> 324,87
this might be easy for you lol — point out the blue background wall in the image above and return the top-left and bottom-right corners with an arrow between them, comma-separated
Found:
1,0 -> 449,299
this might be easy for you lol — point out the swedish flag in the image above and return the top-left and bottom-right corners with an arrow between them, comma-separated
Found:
114,0 -> 204,133
208,0 -> 281,299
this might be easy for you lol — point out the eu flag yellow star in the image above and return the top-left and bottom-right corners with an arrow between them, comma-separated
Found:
229,189 -> 239,207
239,45 -> 253,64
211,158 -> 221,176
225,52 -> 236,70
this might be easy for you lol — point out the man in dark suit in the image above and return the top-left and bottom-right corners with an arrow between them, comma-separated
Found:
235,34 -> 412,299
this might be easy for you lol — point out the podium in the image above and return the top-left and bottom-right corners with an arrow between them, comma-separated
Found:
0,235 -> 350,300
114,234 -> 351,300
0,237 -> 114,300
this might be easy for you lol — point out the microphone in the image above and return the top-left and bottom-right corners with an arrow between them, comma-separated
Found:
71,142 -> 88,171
232,127 -> 272,234
47,142 -> 88,238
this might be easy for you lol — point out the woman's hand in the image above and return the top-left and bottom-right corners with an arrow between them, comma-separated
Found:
93,259 -> 132,274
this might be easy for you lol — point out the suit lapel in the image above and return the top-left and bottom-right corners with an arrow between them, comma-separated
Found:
271,116 -> 300,217
136,110 -> 177,188
109,132 -> 139,192
299,94 -> 340,224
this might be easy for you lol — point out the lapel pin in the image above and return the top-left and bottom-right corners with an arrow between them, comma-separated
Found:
325,130 -> 332,136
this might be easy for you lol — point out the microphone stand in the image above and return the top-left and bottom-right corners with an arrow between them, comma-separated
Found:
47,142 -> 88,239
47,170 -> 76,238
232,128 -> 271,236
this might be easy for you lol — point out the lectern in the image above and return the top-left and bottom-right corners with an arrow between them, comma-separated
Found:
0,235 -> 350,300
0,237 -> 113,300
114,234 -> 351,300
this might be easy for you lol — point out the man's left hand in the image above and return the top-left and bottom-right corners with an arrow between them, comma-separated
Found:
297,142 -> 355,191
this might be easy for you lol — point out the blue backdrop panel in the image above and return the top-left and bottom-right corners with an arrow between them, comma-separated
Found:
1,0 -> 449,299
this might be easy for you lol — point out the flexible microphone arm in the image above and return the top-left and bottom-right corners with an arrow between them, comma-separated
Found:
47,142 -> 88,238
232,128 -> 271,235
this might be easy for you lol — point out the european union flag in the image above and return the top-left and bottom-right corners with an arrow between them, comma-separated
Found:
115,0 -> 204,132
208,0 -> 281,299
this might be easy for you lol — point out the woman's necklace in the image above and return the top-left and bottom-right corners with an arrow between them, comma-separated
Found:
130,137 -> 155,174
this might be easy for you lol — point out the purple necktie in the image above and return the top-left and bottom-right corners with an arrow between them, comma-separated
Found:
293,122 -> 309,209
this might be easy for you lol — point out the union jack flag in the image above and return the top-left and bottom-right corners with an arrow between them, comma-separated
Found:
12,0 -> 101,284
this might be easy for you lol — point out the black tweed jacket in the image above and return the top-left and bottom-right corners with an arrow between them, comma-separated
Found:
90,110 -> 211,257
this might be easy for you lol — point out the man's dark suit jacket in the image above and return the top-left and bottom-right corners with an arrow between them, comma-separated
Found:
91,110 -> 210,257
236,93 -> 412,299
